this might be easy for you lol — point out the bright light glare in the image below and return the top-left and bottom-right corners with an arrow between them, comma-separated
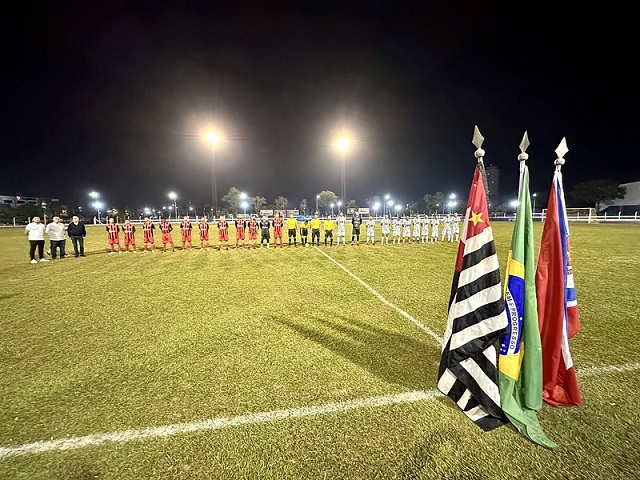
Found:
89,191 -> 99,199
337,136 -> 350,151
373,202 -> 380,210
92,201 -> 102,209
206,132 -> 220,145
169,192 -> 177,200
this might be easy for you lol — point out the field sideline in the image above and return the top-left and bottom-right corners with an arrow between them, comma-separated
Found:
1,223 -> 639,479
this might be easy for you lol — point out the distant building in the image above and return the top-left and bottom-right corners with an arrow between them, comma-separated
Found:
600,181 -> 640,215
0,194 -> 44,206
484,165 -> 500,206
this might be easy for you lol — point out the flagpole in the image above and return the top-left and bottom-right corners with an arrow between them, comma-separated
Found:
554,137 -> 568,173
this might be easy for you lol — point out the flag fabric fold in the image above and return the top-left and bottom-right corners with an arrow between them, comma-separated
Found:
438,164 -> 509,431
535,170 -> 582,406
498,164 -> 556,448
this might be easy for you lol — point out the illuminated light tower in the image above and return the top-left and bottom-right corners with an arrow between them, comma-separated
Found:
89,191 -> 101,223
373,202 -> 380,217
168,192 -> 178,221
384,194 -> 390,216
337,135 -> 350,208
337,200 -> 342,215
316,195 -> 320,214
330,203 -> 334,216
206,131 -> 223,217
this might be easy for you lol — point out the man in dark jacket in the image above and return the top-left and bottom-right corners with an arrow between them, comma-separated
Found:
67,215 -> 87,257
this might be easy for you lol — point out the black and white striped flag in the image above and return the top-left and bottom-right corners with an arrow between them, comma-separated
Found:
437,132 -> 510,431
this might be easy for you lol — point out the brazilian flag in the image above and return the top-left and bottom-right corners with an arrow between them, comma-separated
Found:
498,162 -> 556,449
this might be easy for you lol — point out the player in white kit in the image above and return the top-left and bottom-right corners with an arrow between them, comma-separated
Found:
402,215 -> 412,244
451,213 -> 461,242
430,215 -> 439,242
336,211 -> 347,245
441,213 -> 452,242
365,216 -> 376,245
421,215 -> 430,243
392,216 -> 401,244
412,215 -> 422,242
380,214 -> 391,244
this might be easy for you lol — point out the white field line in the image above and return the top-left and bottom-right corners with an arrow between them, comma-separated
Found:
314,246 -> 443,344
1,362 -> 638,459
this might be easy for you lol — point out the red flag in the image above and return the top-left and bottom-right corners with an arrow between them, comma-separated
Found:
535,171 -> 582,406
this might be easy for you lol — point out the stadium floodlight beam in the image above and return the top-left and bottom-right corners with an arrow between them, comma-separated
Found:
206,131 -> 223,217
168,192 -> 178,221
337,135 -> 350,208
89,191 -> 101,223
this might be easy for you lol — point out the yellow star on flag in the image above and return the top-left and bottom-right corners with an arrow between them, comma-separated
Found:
470,210 -> 485,226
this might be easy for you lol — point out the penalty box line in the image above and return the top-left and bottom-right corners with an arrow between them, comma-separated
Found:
314,246 -> 443,344
1,363 -> 639,458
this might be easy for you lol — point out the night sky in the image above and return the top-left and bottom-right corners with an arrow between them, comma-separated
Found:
1,2 -> 635,213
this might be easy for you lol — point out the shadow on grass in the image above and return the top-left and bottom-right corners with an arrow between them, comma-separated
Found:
276,313 -> 441,390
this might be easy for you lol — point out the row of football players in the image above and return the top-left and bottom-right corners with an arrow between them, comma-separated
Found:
103,213 -> 461,253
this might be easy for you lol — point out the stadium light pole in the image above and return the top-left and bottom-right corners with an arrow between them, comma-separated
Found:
330,203 -> 334,216
448,193 -> 456,214
373,202 -> 380,218
169,192 -> 178,221
241,201 -> 248,217
387,200 -> 394,216
89,191 -> 101,223
337,200 -> 342,214
316,195 -> 319,214
384,194 -> 390,216
337,136 -> 350,209
532,192 -> 537,214
395,204 -> 402,216
206,131 -> 222,218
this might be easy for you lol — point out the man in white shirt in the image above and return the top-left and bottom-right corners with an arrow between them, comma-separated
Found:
45,216 -> 67,259
25,217 -> 48,264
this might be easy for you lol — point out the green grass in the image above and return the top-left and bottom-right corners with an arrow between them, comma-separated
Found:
1,222 -> 639,479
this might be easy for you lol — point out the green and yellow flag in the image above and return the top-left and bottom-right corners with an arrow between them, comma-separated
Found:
498,139 -> 556,448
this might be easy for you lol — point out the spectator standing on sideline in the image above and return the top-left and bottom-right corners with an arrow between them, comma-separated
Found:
159,218 -> 175,252
217,215 -> 230,250
259,215 -> 271,248
122,219 -> 137,253
45,216 -> 67,259
106,217 -> 123,254
323,215 -> 335,246
142,217 -> 156,252
198,217 -> 210,250
25,216 -> 48,264
180,215 -> 193,251
67,215 -> 86,257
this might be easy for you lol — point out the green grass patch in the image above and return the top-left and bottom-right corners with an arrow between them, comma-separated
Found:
1,222 -> 639,479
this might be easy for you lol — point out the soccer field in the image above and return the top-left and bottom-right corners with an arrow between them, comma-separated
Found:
1,222 -> 639,479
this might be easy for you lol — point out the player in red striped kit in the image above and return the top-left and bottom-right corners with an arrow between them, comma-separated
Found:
142,217 -> 156,253
217,215 -> 229,250
234,213 -> 246,249
247,215 -> 259,249
179,215 -> 193,251
122,219 -> 137,253
106,217 -> 123,254
198,217 -> 210,250
272,211 -> 284,247
159,218 -> 175,252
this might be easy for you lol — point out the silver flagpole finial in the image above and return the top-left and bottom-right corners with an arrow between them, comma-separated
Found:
554,137 -> 568,171
472,125 -> 485,165
518,131 -> 529,173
